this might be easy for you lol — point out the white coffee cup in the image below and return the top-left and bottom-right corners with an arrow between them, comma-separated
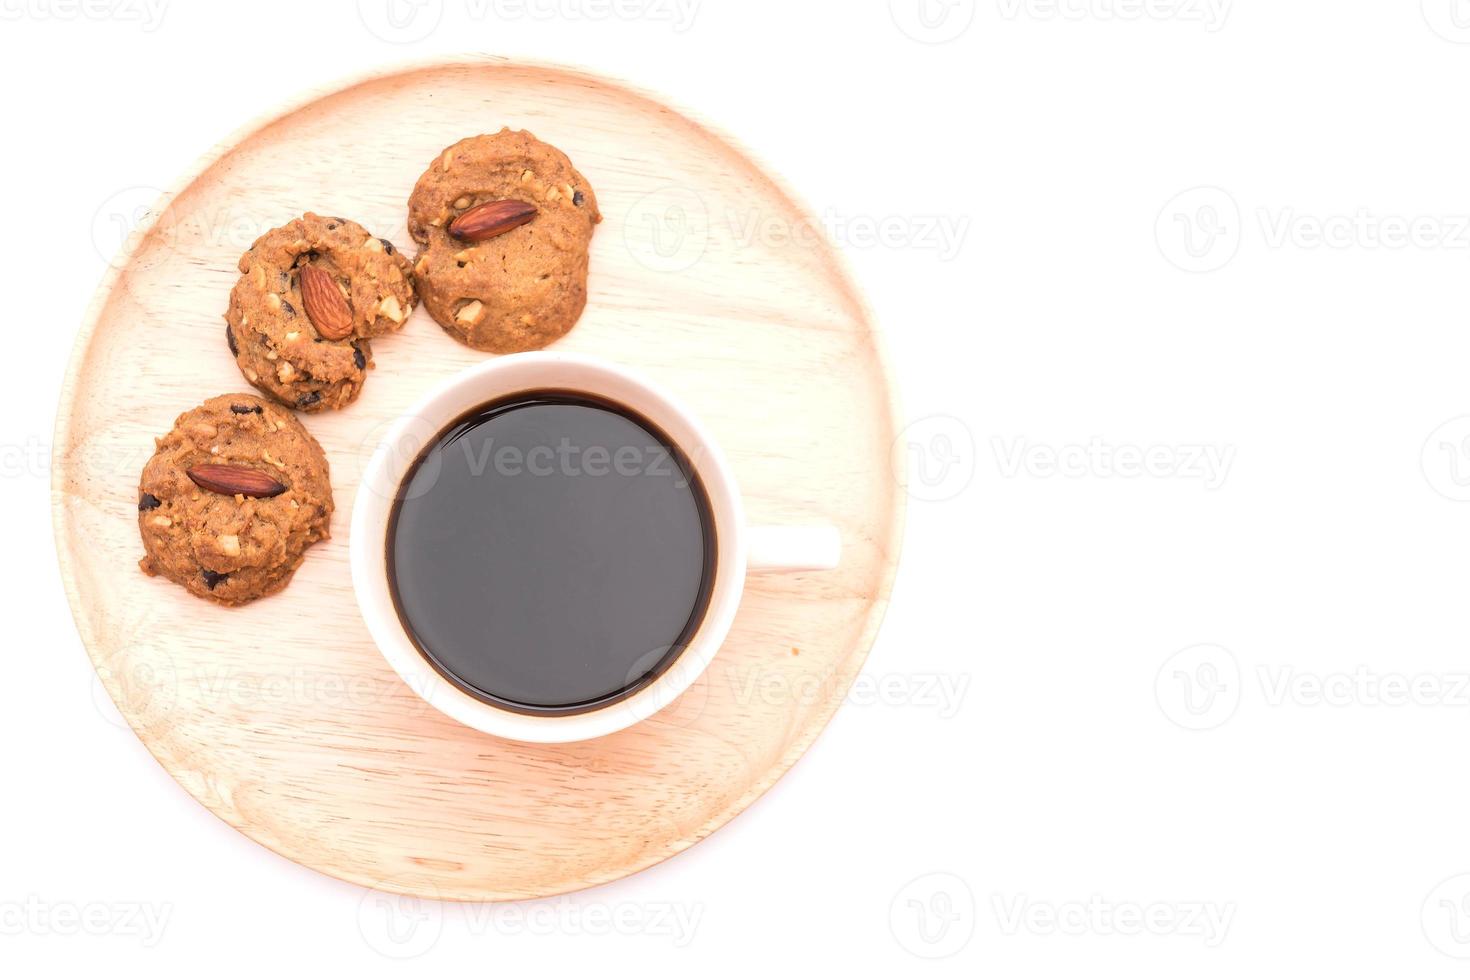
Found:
350,352 -> 840,743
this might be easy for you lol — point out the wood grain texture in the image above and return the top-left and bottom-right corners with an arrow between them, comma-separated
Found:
52,58 -> 903,902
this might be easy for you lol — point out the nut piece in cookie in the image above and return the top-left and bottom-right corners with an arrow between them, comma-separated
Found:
225,212 -> 416,412
137,394 -> 333,606
407,129 -> 601,353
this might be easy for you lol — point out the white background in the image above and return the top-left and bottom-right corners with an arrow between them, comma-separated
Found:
5,0 -> 1470,975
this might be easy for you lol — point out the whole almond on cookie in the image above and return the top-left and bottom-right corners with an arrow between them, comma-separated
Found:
448,200 -> 538,242
299,263 -> 354,341
186,463 -> 287,499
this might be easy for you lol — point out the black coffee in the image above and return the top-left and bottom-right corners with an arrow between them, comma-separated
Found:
386,391 -> 716,716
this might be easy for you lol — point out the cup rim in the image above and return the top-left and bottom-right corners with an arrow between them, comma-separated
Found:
349,352 -> 747,743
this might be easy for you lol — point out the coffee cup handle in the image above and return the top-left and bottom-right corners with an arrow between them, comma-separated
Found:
746,526 -> 841,572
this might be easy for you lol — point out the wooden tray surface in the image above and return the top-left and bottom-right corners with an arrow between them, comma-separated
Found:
53,58 -> 903,901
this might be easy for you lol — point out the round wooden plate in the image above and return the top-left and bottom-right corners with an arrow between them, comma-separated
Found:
53,58 -> 903,902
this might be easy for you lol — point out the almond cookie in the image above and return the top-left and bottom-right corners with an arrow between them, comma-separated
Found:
137,394 -> 333,606
225,212 -> 416,412
407,129 -> 601,352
